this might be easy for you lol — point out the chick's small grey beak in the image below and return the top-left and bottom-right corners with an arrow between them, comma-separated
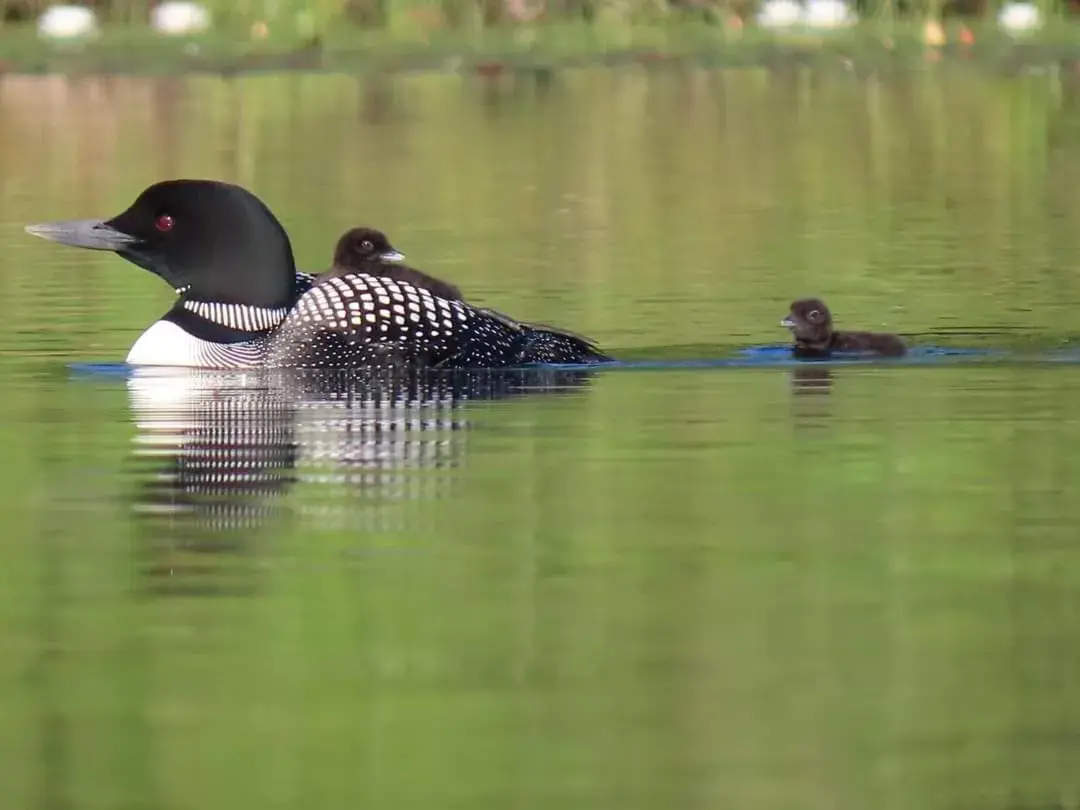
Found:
380,250 -> 405,262
781,316 -> 795,328
24,219 -> 141,252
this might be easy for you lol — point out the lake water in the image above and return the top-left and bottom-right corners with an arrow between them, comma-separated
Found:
2,64 -> 1080,810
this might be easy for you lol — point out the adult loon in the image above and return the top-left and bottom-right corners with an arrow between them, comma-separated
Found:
25,180 -> 613,370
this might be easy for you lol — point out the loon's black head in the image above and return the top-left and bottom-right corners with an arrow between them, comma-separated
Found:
332,227 -> 405,267
25,179 -> 297,309
782,297 -> 834,346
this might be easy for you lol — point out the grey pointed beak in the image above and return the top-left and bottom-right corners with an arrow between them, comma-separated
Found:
25,219 -> 141,252
781,316 -> 795,328
380,250 -> 405,262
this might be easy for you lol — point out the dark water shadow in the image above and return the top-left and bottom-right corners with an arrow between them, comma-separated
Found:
789,364 -> 835,395
118,366 -> 598,598
785,364 -> 838,434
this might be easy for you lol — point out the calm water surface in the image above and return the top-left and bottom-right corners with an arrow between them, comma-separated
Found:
2,66 -> 1080,810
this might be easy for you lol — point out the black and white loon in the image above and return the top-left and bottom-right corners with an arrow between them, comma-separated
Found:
24,180 -> 613,370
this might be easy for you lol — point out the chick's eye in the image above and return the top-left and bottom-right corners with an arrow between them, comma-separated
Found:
808,310 -> 821,323
361,240 -> 374,251
155,214 -> 174,233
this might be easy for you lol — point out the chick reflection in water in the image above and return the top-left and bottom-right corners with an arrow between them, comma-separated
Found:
126,366 -> 597,595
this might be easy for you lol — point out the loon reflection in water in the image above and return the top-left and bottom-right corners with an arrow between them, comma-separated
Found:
127,366 -> 598,595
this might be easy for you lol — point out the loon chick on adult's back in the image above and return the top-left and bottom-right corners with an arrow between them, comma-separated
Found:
23,180 -> 613,370
321,226 -> 465,302
322,226 -> 613,366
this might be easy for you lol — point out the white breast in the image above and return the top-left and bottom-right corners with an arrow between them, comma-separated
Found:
126,320 -> 206,367
126,319 -> 265,369
123,319 -> 263,371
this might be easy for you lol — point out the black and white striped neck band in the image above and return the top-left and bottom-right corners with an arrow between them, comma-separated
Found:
183,300 -> 290,333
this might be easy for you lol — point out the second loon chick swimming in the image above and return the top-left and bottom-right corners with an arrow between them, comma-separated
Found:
323,226 -> 613,366
24,179 -> 613,370
782,297 -> 906,358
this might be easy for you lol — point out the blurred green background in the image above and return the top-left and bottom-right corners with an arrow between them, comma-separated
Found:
4,0 -> 1080,73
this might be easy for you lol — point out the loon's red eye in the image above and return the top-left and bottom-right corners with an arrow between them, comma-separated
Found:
155,214 -> 174,232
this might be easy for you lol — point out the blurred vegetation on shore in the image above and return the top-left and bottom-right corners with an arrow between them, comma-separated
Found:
4,0 -> 1080,74
0,0 -> 1076,29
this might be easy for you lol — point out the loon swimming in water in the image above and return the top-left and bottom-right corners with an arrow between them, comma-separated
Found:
782,297 -> 906,358
24,180 -> 613,370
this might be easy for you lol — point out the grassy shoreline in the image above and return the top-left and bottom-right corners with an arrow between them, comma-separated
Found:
4,20 -> 1080,74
